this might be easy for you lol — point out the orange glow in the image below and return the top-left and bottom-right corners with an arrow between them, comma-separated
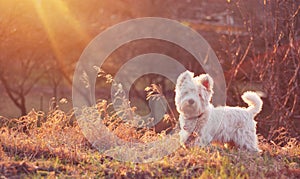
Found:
31,0 -> 90,69
33,0 -> 63,63
45,0 -> 90,41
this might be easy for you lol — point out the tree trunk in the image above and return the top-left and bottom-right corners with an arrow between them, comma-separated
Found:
19,94 -> 27,116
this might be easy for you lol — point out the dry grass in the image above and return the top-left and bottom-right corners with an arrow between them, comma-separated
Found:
1,71 -> 299,178
0,103 -> 299,178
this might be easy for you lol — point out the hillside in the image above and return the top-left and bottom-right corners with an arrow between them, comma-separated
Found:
1,106 -> 299,178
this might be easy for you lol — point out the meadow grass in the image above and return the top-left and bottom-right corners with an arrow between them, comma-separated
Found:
0,105 -> 299,178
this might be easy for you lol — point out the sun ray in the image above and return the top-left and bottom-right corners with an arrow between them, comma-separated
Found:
33,0 -> 64,63
32,0 -> 90,78
49,0 -> 90,42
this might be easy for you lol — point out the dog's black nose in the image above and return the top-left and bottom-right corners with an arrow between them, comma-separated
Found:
188,99 -> 194,105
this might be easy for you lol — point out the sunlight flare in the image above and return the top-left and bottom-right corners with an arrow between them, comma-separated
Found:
32,0 -> 90,70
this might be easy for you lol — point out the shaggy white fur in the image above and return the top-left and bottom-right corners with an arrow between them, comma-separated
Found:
175,70 -> 263,152
175,71 -> 212,146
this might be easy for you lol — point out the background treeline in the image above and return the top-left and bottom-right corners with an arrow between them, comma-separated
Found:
0,0 -> 299,141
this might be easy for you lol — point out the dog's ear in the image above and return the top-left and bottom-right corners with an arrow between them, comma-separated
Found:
195,74 -> 213,91
176,70 -> 194,88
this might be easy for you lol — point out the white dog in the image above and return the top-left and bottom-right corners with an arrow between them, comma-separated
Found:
175,71 -> 212,146
175,70 -> 263,152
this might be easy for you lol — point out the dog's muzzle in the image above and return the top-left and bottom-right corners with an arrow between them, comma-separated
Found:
181,99 -> 198,112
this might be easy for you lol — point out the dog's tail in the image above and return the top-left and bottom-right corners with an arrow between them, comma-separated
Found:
241,91 -> 263,116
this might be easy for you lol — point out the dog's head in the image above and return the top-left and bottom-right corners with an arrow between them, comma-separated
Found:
175,70 -> 201,117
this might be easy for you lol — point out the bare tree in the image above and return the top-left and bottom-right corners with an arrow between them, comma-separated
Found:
223,0 -> 300,139
0,53 -> 46,116
43,56 -> 64,110
0,1 -> 48,116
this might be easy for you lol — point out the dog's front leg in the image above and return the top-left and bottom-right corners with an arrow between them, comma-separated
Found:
179,129 -> 190,146
195,133 -> 213,147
